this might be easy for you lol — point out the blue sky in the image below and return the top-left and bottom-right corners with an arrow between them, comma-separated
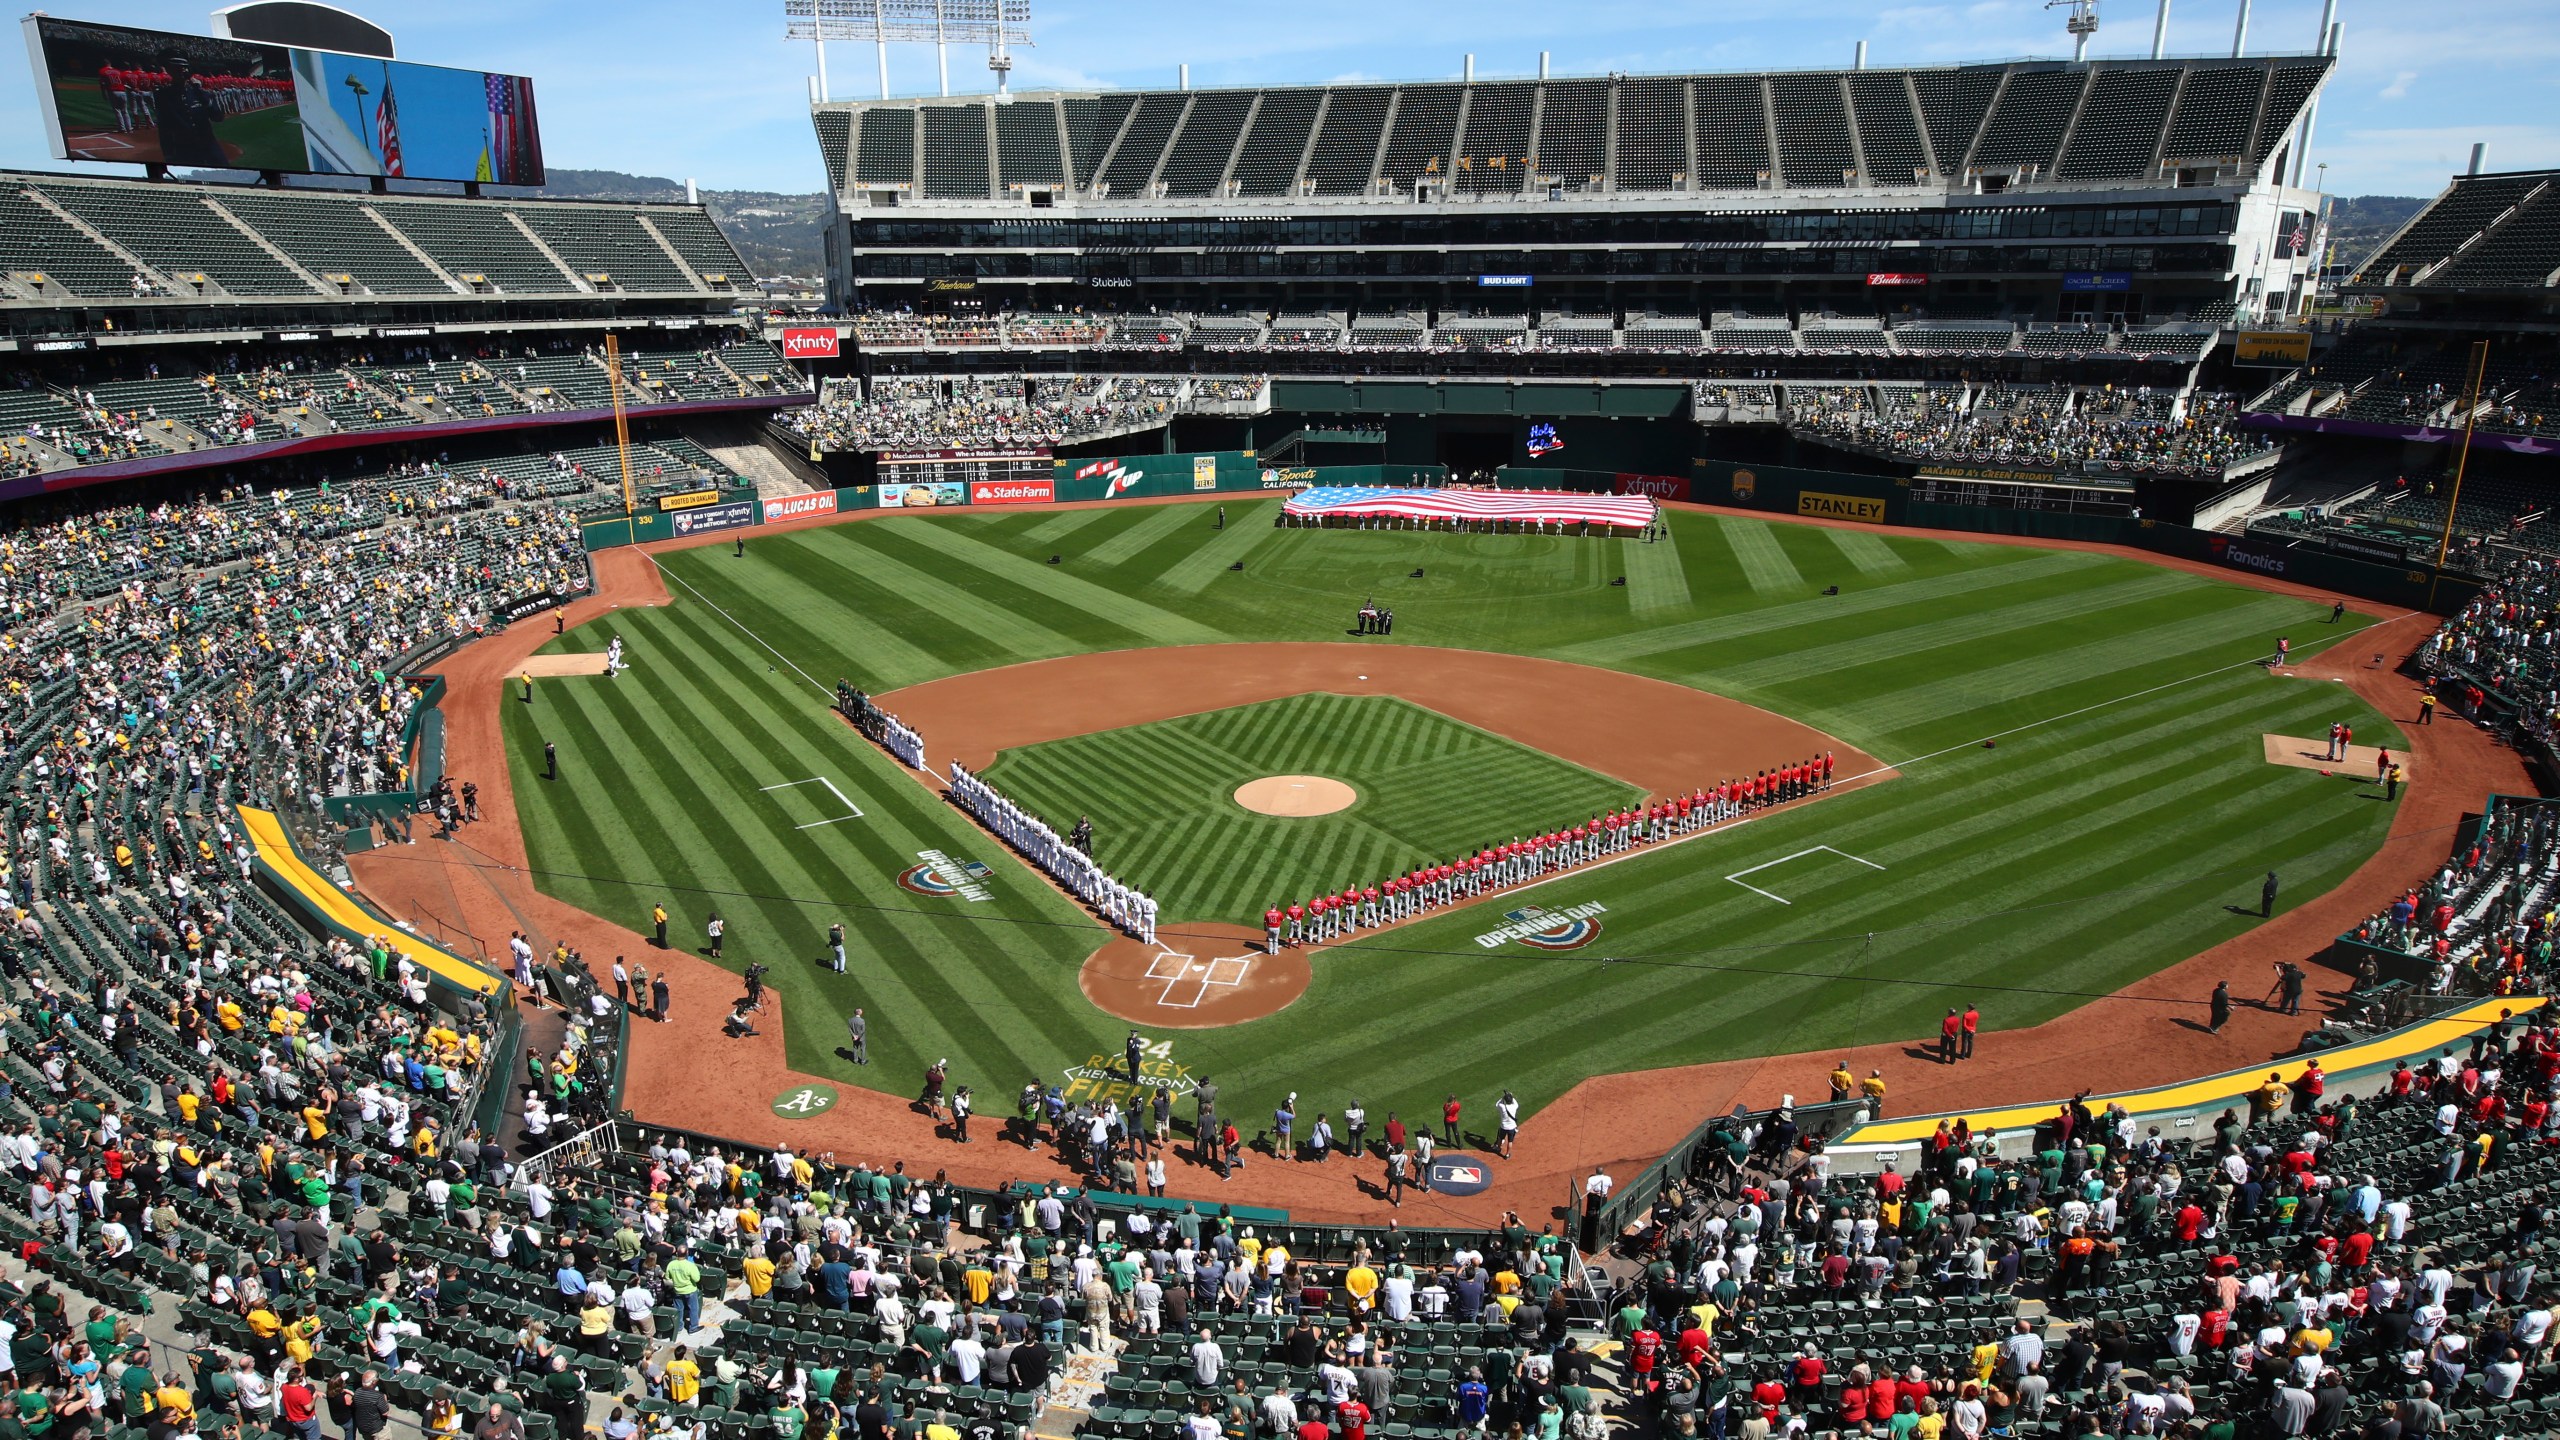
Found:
4,0 -> 2552,196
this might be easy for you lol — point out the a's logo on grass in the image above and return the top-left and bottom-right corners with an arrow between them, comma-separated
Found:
1475,902 -> 1608,950
896,850 -> 994,902
771,1084 -> 839,1118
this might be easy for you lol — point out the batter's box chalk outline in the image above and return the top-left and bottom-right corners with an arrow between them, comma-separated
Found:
1143,947 -> 1254,1008
1725,844 -> 1888,906
760,776 -> 866,829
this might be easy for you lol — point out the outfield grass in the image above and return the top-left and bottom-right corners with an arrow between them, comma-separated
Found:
504,500 -> 2405,1128
978,694 -> 1643,921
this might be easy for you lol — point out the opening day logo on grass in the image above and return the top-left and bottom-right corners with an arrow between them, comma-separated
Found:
895,850 -> 995,901
1062,1040 -> 1197,1107
1475,902 -> 1607,950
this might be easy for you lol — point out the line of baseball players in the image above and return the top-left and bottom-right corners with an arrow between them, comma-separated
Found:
949,761 -> 1159,943
1263,755 -> 1835,949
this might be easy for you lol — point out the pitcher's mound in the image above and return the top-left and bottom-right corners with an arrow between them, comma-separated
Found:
1234,775 -> 1356,817
1081,924 -> 1311,1028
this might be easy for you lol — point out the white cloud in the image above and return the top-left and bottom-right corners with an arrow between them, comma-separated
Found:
2380,71 -> 2417,100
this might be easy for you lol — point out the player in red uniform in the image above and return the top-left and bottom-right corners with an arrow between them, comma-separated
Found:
1264,905 -> 1284,954
1285,899 -> 1304,947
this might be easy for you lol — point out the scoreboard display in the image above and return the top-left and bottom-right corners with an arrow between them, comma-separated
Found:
876,449 -> 1052,506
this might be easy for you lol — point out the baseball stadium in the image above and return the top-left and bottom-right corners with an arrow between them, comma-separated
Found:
2,1 -> 2558,1439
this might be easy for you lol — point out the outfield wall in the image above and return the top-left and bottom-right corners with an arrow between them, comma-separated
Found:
1676,457 -> 2484,616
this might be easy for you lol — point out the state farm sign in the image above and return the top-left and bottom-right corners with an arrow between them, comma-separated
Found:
970,478 -> 1054,506
780,327 -> 840,359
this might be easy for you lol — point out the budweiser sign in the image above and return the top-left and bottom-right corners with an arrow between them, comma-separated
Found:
780,327 -> 840,359
1865,273 -> 1929,286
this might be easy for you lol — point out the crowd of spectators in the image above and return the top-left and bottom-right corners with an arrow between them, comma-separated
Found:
1797,385 -> 2271,477
784,377 -> 1176,454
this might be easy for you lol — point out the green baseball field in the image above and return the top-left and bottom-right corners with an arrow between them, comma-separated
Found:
503,498 -> 2402,1126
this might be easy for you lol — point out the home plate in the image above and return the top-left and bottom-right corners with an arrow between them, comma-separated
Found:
2262,735 -> 2409,780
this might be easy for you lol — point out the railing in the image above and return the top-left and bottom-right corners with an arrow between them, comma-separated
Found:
1590,1096 -> 1869,1241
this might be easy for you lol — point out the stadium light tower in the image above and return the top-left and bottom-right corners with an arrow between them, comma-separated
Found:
784,0 -> 1033,102
2046,0 -> 2101,61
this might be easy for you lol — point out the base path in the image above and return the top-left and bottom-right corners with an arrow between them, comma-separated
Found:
1234,775 -> 1359,817
344,501 -> 2525,1227
878,643 -> 1883,801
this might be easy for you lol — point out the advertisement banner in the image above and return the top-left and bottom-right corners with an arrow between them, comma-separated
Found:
970,478 -> 1054,505
1477,274 -> 1532,287
761,491 -> 839,523
1613,473 -> 1690,502
23,15 -> 543,183
2061,271 -> 2133,292
1191,455 -> 1218,491
1799,490 -> 1890,522
656,488 -> 721,512
779,327 -> 840,360
1865,272 -> 1929,286
2232,330 -> 2313,367
667,501 -> 755,537
879,480 -> 967,509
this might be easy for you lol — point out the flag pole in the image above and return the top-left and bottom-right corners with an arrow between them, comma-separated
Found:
2428,339 -> 2490,611
607,333 -> 637,518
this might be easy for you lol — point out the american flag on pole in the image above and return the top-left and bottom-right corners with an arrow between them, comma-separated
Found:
1282,486 -> 1659,530
374,78 -> 403,178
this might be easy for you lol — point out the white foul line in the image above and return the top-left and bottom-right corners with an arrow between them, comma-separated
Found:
1726,845 -> 1888,905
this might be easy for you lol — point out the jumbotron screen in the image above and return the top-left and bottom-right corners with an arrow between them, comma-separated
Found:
21,15 -> 543,185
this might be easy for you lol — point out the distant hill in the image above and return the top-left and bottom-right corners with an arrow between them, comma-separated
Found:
2326,195 -> 2428,269
178,165 -> 829,283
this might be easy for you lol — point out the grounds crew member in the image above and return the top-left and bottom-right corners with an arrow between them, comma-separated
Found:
653,903 -> 669,948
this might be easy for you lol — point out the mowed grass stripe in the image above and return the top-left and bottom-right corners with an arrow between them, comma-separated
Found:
1621,524 -> 1693,617
795,526 -> 1101,658
1826,527 -> 1910,575
1022,506 -> 1119,544
1084,499 -> 1213,568
679,542 -> 947,690
889,518 -> 1228,645
1714,568 -> 2204,691
1722,517 -> 1808,595
1155,504 -> 1283,594
1565,547 -> 2094,662
1843,593 -> 2312,736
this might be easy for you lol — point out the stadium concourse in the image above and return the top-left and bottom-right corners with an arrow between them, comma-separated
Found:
344,497 -> 2527,1231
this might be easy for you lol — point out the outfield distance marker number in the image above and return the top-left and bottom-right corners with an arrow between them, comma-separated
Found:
1725,845 -> 1887,905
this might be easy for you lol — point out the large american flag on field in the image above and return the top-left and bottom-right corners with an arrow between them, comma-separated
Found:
1283,486 -> 1659,530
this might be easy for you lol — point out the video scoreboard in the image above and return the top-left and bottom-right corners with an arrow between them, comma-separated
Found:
877,449 -> 1052,488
